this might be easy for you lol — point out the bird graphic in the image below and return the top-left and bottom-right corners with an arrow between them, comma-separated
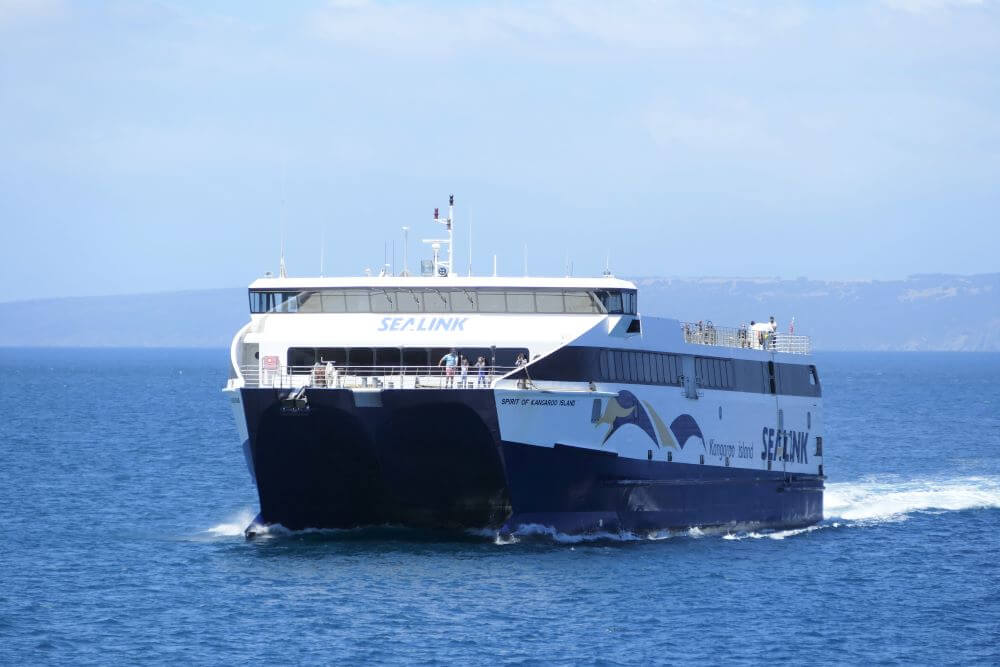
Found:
595,390 -> 659,446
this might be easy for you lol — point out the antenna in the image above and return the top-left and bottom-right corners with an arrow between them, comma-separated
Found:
279,231 -> 287,278
279,160 -> 287,278
401,226 -> 410,276
467,209 -> 472,277
603,252 -> 612,278
319,228 -> 325,277
493,254 -> 497,277
424,193 -> 455,277
448,193 -> 455,274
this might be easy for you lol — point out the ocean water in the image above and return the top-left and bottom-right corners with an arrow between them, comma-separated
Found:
1,349 -> 998,665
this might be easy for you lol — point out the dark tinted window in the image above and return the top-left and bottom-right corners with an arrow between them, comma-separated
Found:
349,347 -> 375,366
318,347 -> 348,365
374,348 -> 401,367
402,348 -> 429,367
287,347 -> 317,367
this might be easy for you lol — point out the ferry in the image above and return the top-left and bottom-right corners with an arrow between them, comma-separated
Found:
223,197 -> 825,537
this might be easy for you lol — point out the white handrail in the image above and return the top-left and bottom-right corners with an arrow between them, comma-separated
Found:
681,322 -> 811,355
238,364 -> 519,389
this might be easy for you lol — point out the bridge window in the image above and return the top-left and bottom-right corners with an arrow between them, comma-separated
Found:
535,291 -> 564,313
477,291 -> 506,312
505,292 -> 535,313
396,290 -> 421,312
345,290 -> 370,313
322,292 -> 346,312
595,290 -> 623,313
296,291 -> 321,313
451,290 -> 478,313
370,290 -> 394,312
250,288 -> 619,314
422,290 -> 451,312
565,291 -> 598,313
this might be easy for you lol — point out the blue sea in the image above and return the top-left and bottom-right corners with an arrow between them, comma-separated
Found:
2,349 -> 998,665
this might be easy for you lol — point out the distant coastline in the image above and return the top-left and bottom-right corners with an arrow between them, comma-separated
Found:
1,274 -> 997,351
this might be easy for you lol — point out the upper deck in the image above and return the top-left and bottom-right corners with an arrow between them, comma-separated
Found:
245,276 -> 639,317
681,321 -> 811,355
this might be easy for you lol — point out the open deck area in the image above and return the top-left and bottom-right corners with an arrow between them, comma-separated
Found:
234,364 -> 519,390
681,322 -> 811,355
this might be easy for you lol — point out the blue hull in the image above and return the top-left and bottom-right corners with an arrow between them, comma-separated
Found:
239,388 -> 823,535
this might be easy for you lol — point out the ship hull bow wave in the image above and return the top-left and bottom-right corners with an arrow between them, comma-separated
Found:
240,388 -> 823,536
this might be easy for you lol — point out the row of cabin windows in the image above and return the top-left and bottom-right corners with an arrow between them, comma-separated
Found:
695,357 -> 736,390
249,288 -> 637,316
286,346 -> 530,370
599,350 -> 685,386
594,348 -> 818,395
597,350 -> 733,389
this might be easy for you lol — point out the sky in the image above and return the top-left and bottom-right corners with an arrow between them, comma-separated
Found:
1,0 -> 998,302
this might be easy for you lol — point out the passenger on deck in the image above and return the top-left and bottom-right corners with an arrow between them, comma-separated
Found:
514,353 -> 528,389
325,359 -> 337,388
459,356 -> 469,388
439,348 -> 458,388
475,356 -> 487,388
312,360 -> 325,387
750,320 -> 771,349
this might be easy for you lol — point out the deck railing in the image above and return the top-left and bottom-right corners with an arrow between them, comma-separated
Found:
238,364 -> 519,390
681,322 -> 811,355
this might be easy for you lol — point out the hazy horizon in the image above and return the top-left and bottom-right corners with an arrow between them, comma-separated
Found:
2,270 -> 998,305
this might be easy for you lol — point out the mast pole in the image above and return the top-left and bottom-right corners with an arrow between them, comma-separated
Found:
448,194 -> 454,277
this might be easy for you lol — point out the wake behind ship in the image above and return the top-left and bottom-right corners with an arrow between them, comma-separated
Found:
223,197 -> 825,537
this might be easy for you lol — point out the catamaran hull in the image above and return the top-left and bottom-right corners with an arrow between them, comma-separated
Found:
239,388 -> 823,536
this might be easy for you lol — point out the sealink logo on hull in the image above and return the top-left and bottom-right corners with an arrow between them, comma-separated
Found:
762,427 -> 810,464
593,391 -> 705,450
377,316 -> 468,332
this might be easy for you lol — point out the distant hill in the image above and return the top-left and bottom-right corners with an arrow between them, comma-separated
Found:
0,288 -> 246,348
0,274 -> 997,350
634,273 -> 1000,351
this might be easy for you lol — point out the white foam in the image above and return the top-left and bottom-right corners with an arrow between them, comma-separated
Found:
825,476 -> 1000,524
206,476 -> 1000,543
204,508 -> 257,537
723,525 -> 822,541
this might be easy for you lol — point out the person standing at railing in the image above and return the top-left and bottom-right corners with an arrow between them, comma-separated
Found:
459,356 -> 469,388
325,359 -> 337,388
750,320 -> 769,349
312,361 -> 325,387
439,348 -> 458,388
475,356 -> 487,388
514,352 -> 528,389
